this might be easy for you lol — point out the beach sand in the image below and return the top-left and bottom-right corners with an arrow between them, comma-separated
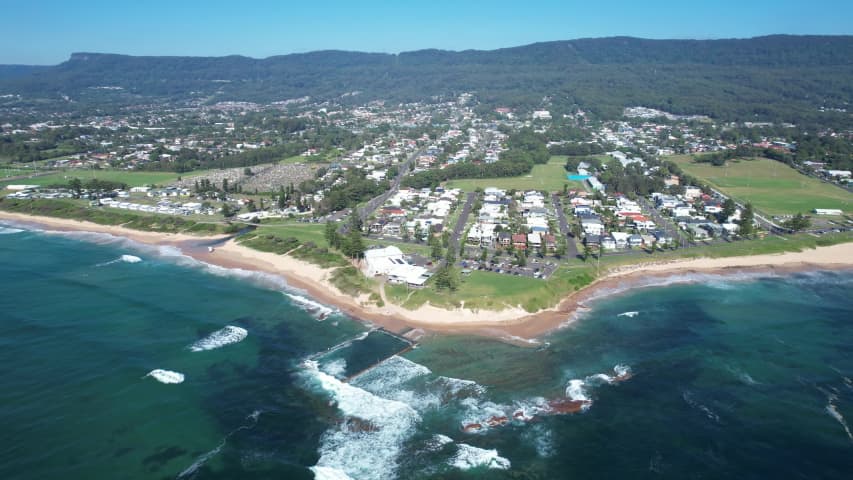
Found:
3,210 -> 852,341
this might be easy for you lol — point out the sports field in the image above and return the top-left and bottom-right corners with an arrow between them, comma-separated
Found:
669,156 -> 851,216
445,156 -> 586,192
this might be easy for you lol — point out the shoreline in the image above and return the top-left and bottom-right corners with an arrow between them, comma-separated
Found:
3,210 -> 853,341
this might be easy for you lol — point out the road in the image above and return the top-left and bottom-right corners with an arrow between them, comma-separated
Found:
356,147 -> 425,223
637,196 -> 691,246
445,192 -> 476,265
551,193 -> 579,259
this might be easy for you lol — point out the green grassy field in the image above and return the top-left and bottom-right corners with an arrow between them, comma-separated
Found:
446,156 -> 587,192
386,263 -> 595,313
0,170 -> 183,188
252,222 -> 328,245
669,155 -> 851,215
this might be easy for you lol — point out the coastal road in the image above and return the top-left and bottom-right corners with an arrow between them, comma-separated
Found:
551,193 -> 579,259
446,192 -> 476,265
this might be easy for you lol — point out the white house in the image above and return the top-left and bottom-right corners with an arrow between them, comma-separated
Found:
581,217 -> 605,236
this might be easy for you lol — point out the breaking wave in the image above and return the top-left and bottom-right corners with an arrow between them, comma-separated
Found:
302,360 -> 421,480
320,358 -> 348,379
190,325 -> 248,352
617,311 -> 639,318
310,466 -> 355,480
285,293 -> 336,319
97,254 -> 143,266
450,444 -> 511,471
145,369 -> 184,384
0,226 -> 24,235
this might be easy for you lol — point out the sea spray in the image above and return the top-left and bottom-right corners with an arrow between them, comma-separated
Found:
190,326 -> 248,352
450,444 -> 511,471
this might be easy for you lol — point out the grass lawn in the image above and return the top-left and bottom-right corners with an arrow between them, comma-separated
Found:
669,155 -> 852,216
386,264 -> 595,313
253,222 -> 328,246
594,230 -> 853,271
446,156 -> 587,193
0,169 -> 183,188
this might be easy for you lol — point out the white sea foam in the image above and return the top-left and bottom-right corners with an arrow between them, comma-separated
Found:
424,434 -> 454,452
303,360 -> 421,480
320,358 -> 348,379
120,254 -> 142,263
825,394 -> 853,442
499,334 -> 542,346
190,325 -> 248,352
0,226 -> 24,235
145,369 -> 184,384
350,355 -> 440,411
286,293 -> 336,319
561,365 -> 632,411
458,398 -> 510,430
565,379 -> 590,402
614,364 -> 632,378
450,444 -> 511,471
178,410 -> 262,478
617,311 -> 639,318
310,466 -> 355,480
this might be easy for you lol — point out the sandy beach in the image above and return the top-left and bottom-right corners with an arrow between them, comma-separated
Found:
3,210 -> 852,340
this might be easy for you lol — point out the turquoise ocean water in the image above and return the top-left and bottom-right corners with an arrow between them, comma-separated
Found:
0,222 -> 851,479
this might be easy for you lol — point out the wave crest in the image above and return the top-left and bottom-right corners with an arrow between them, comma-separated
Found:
190,325 -> 248,352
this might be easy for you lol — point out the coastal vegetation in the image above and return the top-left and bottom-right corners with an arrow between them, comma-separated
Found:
669,155 -> 851,215
0,197 -> 231,234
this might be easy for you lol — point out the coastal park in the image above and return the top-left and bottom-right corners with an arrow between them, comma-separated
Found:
669,155 -> 851,216
446,156 -> 586,192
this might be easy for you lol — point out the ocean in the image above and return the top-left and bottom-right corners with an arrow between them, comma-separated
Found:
1,222 -> 851,479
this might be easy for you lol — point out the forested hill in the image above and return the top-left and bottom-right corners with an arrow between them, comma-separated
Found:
2,35 -> 852,125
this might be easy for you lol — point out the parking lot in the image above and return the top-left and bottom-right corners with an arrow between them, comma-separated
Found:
459,255 -> 559,279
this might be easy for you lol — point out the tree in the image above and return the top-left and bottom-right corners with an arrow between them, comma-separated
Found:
555,239 -> 567,259
68,177 -> 83,197
431,241 -> 443,260
739,202 -> 756,237
413,223 -> 423,243
583,243 -> 592,262
782,213 -> 811,232
221,203 -> 235,218
324,221 -> 340,248
721,198 -> 737,221
342,228 -> 365,259
433,265 -> 460,291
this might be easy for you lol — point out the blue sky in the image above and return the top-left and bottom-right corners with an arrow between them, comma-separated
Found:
3,0 -> 851,64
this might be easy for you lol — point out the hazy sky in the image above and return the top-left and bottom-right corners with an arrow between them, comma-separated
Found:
3,0 -> 851,64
